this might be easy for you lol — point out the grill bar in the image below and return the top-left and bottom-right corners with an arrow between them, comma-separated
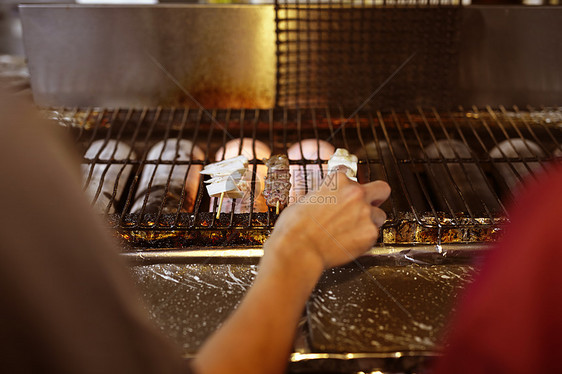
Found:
406,110 -> 462,225
122,107 -> 162,224
477,107 -> 537,196
382,111 -> 435,221
248,110 -> 259,225
446,109 -> 507,218
173,109 -> 197,227
413,109 -> 465,224
89,108 -> 137,215
296,110 -> 310,195
311,109 -> 326,180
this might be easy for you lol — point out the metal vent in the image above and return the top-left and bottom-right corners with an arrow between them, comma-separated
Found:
274,2 -> 462,109
50,106 -> 562,249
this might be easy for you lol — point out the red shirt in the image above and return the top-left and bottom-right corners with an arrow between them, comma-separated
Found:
434,164 -> 562,374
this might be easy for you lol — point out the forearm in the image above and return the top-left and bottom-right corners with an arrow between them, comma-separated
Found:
192,238 -> 323,374
191,175 -> 390,374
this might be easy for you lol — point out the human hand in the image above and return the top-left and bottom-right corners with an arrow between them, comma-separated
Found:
194,172 -> 389,374
265,171 -> 390,272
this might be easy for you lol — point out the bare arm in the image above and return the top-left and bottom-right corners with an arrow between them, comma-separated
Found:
192,172 -> 390,374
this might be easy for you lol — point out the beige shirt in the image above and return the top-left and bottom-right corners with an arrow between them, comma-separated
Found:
0,90 -> 192,373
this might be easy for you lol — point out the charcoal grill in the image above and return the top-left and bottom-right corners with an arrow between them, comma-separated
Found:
46,104 -> 562,373
52,106 -> 561,250
21,2 -> 562,373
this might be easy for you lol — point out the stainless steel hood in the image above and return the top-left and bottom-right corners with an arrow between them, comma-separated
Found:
19,5 -> 562,109
20,4 -> 562,109
20,4 -> 276,108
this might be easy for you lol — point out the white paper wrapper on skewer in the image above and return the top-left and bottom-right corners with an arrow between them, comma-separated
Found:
202,154 -> 250,214
212,138 -> 271,213
200,155 -> 248,177
327,148 -> 358,182
205,173 -> 245,199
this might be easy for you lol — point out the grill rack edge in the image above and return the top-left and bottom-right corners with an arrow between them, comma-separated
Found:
49,106 -> 562,249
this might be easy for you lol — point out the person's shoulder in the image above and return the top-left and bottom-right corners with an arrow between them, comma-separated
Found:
506,162 -> 562,218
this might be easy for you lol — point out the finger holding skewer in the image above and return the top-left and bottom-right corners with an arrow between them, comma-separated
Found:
327,148 -> 358,182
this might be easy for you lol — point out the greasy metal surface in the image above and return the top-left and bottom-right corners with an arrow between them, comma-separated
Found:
121,244 -> 485,263
129,248 -> 481,372
288,351 -> 436,373
20,5 -> 562,108
132,263 -> 258,354
307,262 -> 475,353
20,4 -> 276,108
115,214 -> 503,249
458,6 -> 562,107
0,55 -> 29,92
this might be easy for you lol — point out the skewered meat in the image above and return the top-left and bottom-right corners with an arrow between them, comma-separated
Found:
81,139 -> 136,214
287,139 -> 335,204
424,139 -> 501,216
212,138 -> 271,213
130,139 -> 203,214
327,148 -> 358,182
263,154 -> 291,210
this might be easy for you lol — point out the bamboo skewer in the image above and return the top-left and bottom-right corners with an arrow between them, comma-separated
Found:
276,200 -> 280,215
216,192 -> 224,219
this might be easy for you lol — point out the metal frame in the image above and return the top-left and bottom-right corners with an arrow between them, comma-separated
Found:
49,106 -> 562,249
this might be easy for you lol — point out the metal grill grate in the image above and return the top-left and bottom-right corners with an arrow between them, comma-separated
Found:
274,2 -> 461,109
50,106 -> 562,249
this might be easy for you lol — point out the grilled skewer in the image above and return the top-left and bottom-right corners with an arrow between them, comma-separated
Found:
201,155 -> 249,218
263,154 -> 291,214
212,138 -> 271,214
